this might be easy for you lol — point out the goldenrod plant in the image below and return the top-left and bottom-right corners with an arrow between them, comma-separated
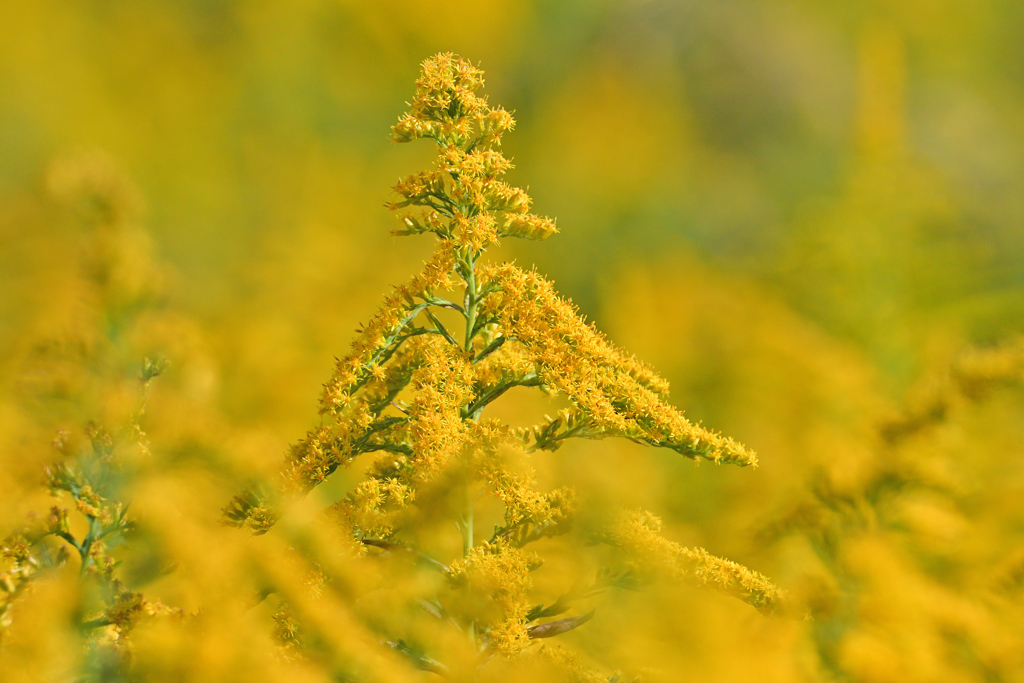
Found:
5,26 -> 1024,681
1,153 -> 181,678
224,52 -> 783,677
760,337 -> 1024,682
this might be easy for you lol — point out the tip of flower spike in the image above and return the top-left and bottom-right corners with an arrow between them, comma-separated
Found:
673,435 -> 757,468
391,53 -> 487,144
501,214 -> 558,241
718,437 -> 758,467
389,55 -> 555,250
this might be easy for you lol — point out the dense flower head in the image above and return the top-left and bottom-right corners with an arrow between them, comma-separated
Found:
449,538 -> 540,656
394,52 -> 487,140
388,52 -> 557,248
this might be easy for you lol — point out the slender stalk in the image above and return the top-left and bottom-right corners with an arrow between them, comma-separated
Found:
462,501 -> 474,557
463,255 -> 479,353
459,252 -> 480,560
461,491 -> 476,648
461,251 -> 478,647
462,374 -> 542,419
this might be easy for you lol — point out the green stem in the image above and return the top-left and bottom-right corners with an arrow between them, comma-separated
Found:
424,308 -> 459,347
462,499 -> 474,557
458,253 -> 478,558
55,531 -> 83,556
463,256 -> 479,352
460,249 -> 479,647
462,490 -> 475,648
463,374 -> 542,419
473,334 -> 507,363
79,517 -> 99,576
79,616 -> 113,632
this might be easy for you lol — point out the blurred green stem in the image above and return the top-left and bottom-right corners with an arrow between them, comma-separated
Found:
461,255 -> 479,646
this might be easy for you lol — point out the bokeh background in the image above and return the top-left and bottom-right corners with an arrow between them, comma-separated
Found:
2,1 -> 1024,681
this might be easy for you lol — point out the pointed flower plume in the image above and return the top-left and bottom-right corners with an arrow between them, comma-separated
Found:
224,52 -> 779,668
389,52 -> 556,244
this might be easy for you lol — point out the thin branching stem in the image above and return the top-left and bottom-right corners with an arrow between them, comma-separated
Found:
463,374 -> 543,419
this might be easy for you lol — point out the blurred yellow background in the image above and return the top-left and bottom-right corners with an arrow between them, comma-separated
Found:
2,1 -> 1024,681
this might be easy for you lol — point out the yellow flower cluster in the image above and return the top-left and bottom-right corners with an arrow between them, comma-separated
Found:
603,510 -> 786,615
224,52 -> 778,672
952,335 -> 1024,397
880,334 -> 1024,444
391,52 -> 488,145
478,264 -> 757,465
319,243 -> 458,417
388,52 -> 556,246
530,646 -> 614,683
332,476 -> 414,541
755,339 -> 1024,681
234,244 -> 462,507
1,535 -> 39,633
994,550 -> 1024,596
101,590 -> 182,639
449,538 -> 541,656
468,420 -> 578,538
